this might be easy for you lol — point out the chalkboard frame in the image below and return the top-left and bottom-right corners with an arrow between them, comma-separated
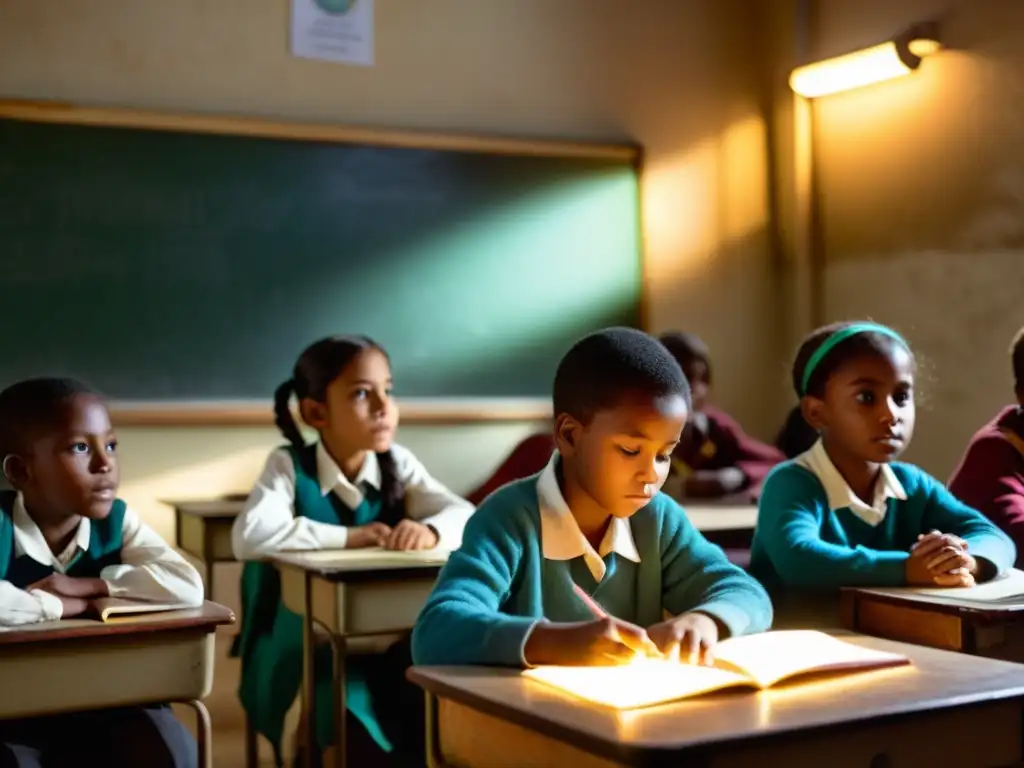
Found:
0,99 -> 644,426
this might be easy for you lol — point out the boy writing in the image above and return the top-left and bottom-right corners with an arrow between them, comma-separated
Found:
412,328 -> 772,668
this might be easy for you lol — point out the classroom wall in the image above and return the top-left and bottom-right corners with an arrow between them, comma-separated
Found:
0,0 -> 782,542
810,0 -> 1024,477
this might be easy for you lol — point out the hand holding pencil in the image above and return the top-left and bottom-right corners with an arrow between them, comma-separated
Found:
522,583 -> 662,667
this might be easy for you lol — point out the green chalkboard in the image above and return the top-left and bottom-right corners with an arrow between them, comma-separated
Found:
0,116 -> 641,400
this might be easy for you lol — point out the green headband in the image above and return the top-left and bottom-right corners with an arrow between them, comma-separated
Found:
800,323 -> 909,395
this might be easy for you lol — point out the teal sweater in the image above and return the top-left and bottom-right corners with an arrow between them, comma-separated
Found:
750,461 -> 1017,589
412,477 -> 773,667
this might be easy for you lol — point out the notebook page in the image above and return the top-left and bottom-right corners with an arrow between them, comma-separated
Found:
523,658 -> 751,709
714,630 -> 909,688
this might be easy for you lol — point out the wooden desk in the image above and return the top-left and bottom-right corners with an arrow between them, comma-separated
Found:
273,548 -> 449,768
685,503 -> 757,549
0,602 -> 235,768
166,498 -> 244,598
841,585 -> 1024,663
685,503 -> 757,531
409,634 -> 1024,767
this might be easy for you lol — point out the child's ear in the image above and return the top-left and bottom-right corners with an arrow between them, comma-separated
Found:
2,454 -> 29,489
554,414 -> 582,458
298,397 -> 329,431
800,396 -> 826,433
1016,384 -> 1024,408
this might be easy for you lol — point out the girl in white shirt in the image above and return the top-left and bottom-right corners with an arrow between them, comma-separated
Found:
231,335 -> 473,766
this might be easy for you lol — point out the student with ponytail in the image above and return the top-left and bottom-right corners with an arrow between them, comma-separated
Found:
231,335 -> 473,766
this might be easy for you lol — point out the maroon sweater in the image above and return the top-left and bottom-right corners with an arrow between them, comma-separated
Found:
948,406 -> 1024,567
466,433 -> 556,506
672,405 -> 784,498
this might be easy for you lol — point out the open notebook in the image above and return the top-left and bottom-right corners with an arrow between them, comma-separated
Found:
523,630 -> 910,710
92,598 -> 189,622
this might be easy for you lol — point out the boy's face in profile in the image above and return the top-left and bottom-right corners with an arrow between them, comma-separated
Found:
5,394 -> 119,522
558,392 -> 688,518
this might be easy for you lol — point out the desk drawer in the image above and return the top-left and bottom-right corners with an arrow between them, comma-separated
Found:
178,516 -> 235,562
0,632 -> 215,719
280,569 -> 438,636
434,698 -> 1021,768
706,699 -> 1021,768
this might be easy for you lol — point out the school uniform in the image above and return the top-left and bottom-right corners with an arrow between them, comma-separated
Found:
750,440 -> 1017,591
0,491 -> 204,768
231,442 -> 473,765
664,406 -> 784,501
948,406 -> 1024,567
411,453 -> 773,667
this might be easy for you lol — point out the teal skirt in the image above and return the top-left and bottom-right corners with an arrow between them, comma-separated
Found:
231,562 -> 393,760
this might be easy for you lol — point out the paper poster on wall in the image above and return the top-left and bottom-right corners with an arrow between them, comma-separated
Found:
290,0 -> 374,67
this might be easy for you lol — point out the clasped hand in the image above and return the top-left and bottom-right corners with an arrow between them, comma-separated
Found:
347,519 -> 439,551
906,530 -> 977,587
25,573 -> 109,618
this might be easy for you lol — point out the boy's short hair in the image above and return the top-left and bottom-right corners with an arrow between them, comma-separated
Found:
0,377 -> 97,457
1012,326 -> 1024,390
552,327 -> 691,423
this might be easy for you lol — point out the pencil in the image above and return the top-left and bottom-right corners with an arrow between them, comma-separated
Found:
572,582 -> 609,619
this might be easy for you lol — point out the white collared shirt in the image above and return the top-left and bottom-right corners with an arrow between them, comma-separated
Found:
536,452 -> 640,582
796,439 -> 907,526
0,494 -> 205,627
232,442 -> 474,559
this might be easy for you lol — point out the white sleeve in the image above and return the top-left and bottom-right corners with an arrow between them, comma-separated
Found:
101,507 -> 205,606
0,581 -> 63,626
393,445 -> 475,550
231,448 -> 350,560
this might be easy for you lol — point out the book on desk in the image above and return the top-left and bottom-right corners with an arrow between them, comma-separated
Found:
523,629 -> 910,710
92,597 -> 196,622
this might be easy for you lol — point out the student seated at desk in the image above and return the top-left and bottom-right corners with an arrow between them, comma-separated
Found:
750,322 -> 1016,593
948,327 -> 1024,566
657,332 -> 784,501
0,378 -> 204,768
413,328 -> 772,669
231,335 -> 473,767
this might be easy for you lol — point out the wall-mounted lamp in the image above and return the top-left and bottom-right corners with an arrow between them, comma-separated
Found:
789,22 -> 941,98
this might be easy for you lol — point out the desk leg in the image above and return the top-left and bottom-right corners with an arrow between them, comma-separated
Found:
301,572 -> 316,768
330,634 -> 347,768
423,693 -> 454,768
182,699 -> 212,768
206,561 -> 215,601
244,715 -> 259,768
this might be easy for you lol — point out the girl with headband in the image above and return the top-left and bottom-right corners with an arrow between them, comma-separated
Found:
749,321 -> 1015,594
